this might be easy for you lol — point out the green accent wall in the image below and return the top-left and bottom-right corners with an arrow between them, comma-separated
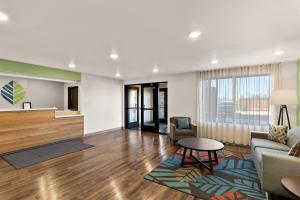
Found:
297,59 -> 300,125
0,59 -> 81,81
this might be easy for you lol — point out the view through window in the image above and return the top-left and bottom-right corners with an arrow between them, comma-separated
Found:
202,75 -> 270,126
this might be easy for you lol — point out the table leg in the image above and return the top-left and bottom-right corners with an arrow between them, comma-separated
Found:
190,149 -> 193,157
214,151 -> 219,164
181,147 -> 187,166
208,151 -> 213,172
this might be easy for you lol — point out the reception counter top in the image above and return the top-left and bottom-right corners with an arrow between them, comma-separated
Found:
0,107 -> 58,112
55,109 -> 83,118
55,114 -> 84,118
0,108 -> 84,154
0,108 -> 83,118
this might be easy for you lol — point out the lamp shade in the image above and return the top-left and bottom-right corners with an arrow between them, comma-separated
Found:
270,90 -> 298,105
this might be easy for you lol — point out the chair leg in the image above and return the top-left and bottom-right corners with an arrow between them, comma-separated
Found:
265,192 -> 270,200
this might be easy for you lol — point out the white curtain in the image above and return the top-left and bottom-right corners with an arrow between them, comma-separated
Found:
197,64 -> 281,145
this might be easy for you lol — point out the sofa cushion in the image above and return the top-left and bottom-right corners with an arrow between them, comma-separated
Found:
288,140 -> 300,157
175,129 -> 194,136
287,128 -> 300,148
268,124 -> 288,144
251,138 -> 290,152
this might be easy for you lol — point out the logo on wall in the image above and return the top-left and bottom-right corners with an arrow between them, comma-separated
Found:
1,80 -> 26,105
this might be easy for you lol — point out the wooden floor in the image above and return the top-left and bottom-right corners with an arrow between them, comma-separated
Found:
0,129 -> 249,200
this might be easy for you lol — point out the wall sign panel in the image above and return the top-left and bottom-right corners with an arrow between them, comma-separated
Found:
1,80 -> 26,105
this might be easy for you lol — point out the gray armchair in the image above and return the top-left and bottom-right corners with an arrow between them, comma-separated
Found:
169,117 -> 197,145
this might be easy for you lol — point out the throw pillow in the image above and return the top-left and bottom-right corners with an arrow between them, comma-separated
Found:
268,124 -> 288,144
177,118 -> 190,129
288,140 -> 300,157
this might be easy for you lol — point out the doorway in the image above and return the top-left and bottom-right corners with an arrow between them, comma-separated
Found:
124,82 -> 168,134
124,85 -> 139,129
141,83 -> 159,132
68,86 -> 78,111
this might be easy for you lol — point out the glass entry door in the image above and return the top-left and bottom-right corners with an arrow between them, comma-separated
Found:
125,86 -> 139,129
141,83 -> 159,132
159,88 -> 168,123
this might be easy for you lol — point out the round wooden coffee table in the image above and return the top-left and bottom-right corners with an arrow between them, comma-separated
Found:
281,176 -> 300,199
177,138 -> 224,173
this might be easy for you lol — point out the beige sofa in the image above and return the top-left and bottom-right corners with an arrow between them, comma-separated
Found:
251,128 -> 300,198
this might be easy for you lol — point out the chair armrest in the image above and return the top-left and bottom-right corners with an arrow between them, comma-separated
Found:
170,123 -> 176,139
262,153 -> 300,196
190,124 -> 197,137
251,131 -> 268,139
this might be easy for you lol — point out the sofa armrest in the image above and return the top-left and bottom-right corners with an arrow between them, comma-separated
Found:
251,131 -> 268,139
262,153 -> 300,196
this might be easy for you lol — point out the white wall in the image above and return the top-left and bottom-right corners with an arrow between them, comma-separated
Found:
0,76 -> 64,109
123,61 -> 298,128
80,74 -> 123,134
124,72 -> 198,125
60,61 -> 296,135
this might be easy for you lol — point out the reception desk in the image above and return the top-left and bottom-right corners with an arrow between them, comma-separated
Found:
0,108 -> 84,154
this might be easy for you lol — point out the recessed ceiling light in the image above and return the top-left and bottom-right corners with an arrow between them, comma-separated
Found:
0,12 -> 9,22
274,50 -> 285,56
110,53 -> 119,60
189,31 -> 201,40
115,72 -> 120,77
153,67 -> 159,73
211,59 -> 219,64
68,63 -> 76,68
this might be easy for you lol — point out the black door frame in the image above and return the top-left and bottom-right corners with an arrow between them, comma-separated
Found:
68,86 -> 79,111
124,81 -> 167,133
141,83 -> 159,132
124,85 -> 140,129
159,88 -> 168,124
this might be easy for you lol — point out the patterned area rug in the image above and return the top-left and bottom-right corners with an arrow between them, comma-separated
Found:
144,150 -> 265,200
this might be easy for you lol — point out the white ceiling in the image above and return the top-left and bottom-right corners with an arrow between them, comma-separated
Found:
0,0 -> 300,80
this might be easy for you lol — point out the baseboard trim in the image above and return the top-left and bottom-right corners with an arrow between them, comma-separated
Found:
84,127 -> 124,138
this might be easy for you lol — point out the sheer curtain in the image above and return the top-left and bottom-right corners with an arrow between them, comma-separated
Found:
197,64 -> 281,145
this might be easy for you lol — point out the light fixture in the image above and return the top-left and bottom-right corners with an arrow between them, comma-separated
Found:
270,89 -> 297,129
274,50 -> 285,56
68,63 -> 76,68
115,72 -> 120,77
0,12 -> 9,22
211,59 -> 219,64
110,53 -> 119,60
189,31 -> 201,40
153,67 -> 159,73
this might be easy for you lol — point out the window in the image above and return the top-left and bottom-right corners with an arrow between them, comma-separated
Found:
201,75 -> 270,126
